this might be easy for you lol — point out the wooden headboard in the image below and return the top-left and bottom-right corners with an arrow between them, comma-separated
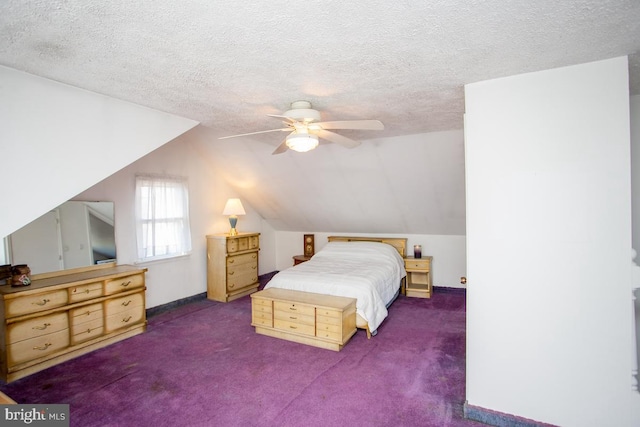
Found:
327,236 -> 408,258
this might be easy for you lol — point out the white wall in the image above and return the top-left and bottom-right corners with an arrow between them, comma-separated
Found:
273,231 -> 466,288
76,128 -> 269,308
465,57 -> 632,426
0,66 -> 198,238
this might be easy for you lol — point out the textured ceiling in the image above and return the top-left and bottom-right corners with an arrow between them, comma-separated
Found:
1,1 -> 639,139
2,1 -> 640,235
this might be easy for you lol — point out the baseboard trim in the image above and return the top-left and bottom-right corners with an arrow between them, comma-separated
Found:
147,272 -> 280,317
433,286 -> 466,294
146,292 -> 207,318
464,402 -> 557,427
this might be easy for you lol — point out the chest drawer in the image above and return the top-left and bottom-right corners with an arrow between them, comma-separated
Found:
5,289 -> 69,318
274,301 -> 315,317
273,319 -> 315,336
7,328 -> 70,367
316,313 -> 343,326
252,310 -> 272,327
105,274 -> 145,295
69,281 -> 103,303
6,312 -> 69,345
274,309 -> 314,326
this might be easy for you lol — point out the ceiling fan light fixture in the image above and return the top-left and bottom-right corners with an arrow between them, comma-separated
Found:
286,132 -> 319,153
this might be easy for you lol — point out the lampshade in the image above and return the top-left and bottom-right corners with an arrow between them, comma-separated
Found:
286,132 -> 319,153
222,198 -> 246,216
222,198 -> 245,235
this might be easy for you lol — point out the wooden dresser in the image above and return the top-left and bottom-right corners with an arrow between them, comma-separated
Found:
206,232 -> 260,302
251,288 -> 356,351
0,264 -> 147,383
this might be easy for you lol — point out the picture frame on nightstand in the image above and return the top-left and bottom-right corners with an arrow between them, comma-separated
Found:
304,234 -> 315,257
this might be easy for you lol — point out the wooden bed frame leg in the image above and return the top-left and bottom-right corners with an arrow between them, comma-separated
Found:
366,327 -> 372,339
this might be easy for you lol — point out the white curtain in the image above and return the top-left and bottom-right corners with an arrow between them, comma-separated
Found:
135,175 -> 192,261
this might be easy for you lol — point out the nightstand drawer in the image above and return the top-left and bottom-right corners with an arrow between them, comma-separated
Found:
405,259 -> 430,270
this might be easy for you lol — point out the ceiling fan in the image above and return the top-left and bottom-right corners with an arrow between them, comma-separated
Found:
219,101 -> 385,155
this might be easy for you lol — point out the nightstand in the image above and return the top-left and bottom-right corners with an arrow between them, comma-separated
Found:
404,256 -> 433,298
293,255 -> 312,266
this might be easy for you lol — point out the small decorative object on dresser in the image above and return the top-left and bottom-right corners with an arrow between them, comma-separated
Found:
303,234 -> 315,257
206,232 -> 260,302
404,256 -> 433,298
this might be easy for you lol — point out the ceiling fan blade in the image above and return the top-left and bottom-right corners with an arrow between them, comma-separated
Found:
272,139 -> 289,155
267,114 -> 296,123
312,120 -> 384,130
218,128 -> 289,140
316,129 -> 361,149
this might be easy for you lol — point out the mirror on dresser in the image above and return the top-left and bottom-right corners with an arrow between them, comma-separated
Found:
3,201 -> 116,275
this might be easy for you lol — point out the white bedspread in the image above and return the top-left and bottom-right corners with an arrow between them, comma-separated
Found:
264,241 -> 406,333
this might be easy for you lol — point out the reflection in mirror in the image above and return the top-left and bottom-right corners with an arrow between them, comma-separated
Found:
5,201 -> 116,275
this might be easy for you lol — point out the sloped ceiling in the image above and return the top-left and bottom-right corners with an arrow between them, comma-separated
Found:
1,1 -> 640,235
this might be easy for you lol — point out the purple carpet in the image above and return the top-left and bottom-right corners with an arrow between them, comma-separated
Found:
0,283 -> 484,427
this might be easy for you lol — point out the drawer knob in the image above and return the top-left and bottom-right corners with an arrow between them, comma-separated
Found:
33,343 -> 52,351
32,299 -> 50,306
122,316 -> 132,323
121,281 -> 132,288
32,323 -> 51,331
229,259 -> 235,263
289,325 -> 297,330
229,271 -> 235,275
229,283 -> 235,288
289,307 -> 297,311
289,316 -> 297,320
122,300 -> 132,307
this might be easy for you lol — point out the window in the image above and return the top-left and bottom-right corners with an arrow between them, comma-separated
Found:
135,175 -> 192,262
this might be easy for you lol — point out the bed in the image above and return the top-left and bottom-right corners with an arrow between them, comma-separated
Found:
264,236 -> 407,338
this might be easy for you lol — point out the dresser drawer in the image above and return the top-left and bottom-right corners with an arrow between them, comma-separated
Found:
274,301 -> 315,317
227,270 -> 258,292
274,309 -> 314,326
71,317 -> 104,345
70,303 -> 104,344
104,293 -> 145,332
5,289 -> 69,318
69,281 -> 103,303
405,259 -> 430,270
227,252 -> 258,267
7,329 -> 70,366
105,274 -> 145,295
273,319 -> 315,336
6,312 -> 69,345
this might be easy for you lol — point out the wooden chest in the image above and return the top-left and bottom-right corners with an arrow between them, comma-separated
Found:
251,288 -> 356,351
